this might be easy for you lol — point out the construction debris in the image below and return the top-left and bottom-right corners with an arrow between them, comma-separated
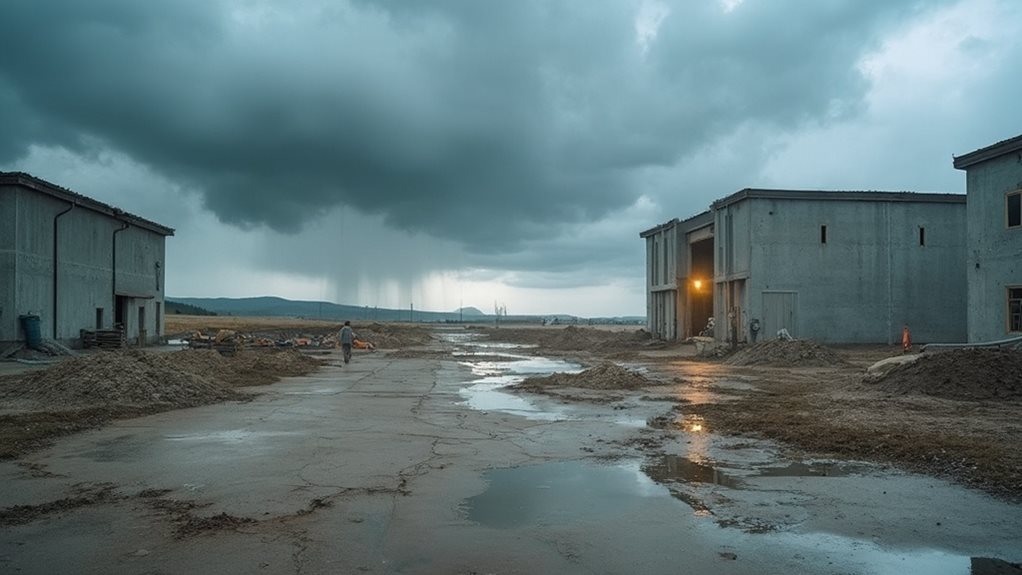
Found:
80,326 -> 127,350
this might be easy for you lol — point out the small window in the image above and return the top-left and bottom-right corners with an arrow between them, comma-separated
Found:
820,225 -> 827,244
96,308 -> 104,330
1008,191 -> 1021,228
919,227 -> 926,246
1009,287 -> 1022,332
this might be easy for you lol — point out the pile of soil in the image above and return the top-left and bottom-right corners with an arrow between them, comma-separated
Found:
724,339 -> 845,367
479,326 -> 654,353
0,351 -> 241,410
164,349 -> 322,387
868,349 -> 1022,401
515,362 -> 660,391
355,323 -> 434,349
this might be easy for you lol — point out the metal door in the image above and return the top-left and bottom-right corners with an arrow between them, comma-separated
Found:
762,291 -> 797,339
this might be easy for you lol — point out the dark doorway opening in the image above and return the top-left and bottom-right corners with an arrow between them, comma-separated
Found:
688,238 -> 715,337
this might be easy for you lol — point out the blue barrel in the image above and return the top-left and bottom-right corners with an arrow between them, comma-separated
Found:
19,315 -> 42,350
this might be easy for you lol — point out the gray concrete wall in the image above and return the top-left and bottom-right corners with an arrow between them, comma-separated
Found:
0,186 -> 17,344
722,197 -> 966,344
3,186 -> 168,346
965,153 -> 1022,341
644,224 -> 681,339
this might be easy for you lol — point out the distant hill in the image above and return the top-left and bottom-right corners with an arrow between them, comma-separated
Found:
165,300 -> 217,316
166,296 -> 644,325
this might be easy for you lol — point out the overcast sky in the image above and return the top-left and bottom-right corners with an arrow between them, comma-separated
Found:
3,0 -> 1020,316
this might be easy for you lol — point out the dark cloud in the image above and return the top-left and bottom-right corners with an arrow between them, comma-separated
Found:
2,0 -> 952,254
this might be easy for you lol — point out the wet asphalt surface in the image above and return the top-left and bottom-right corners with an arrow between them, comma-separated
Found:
1,330 -> 1021,574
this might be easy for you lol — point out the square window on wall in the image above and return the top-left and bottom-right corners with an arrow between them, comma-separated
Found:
1008,191 -> 1021,228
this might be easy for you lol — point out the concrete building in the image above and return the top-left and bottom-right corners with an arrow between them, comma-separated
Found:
640,211 -> 714,340
953,134 -> 1022,342
643,189 -> 968,345
1,172 -> 174,348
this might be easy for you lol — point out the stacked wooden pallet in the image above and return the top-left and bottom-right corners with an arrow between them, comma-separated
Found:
80,325 -> 126,349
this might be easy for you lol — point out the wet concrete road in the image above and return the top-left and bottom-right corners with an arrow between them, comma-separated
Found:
2,347 -> 1021,574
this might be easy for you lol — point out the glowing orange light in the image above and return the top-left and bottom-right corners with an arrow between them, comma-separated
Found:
693,279 -> 703,291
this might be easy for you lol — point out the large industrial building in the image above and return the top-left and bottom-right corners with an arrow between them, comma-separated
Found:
0,172 -> 174,348
642,189 -> 967,345
954,133 -> 1022,343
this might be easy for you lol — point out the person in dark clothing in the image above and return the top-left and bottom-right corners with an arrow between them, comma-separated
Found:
339,321 -> 356,364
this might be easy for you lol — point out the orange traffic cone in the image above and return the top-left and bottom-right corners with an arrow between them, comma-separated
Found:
901,325 -> 912,353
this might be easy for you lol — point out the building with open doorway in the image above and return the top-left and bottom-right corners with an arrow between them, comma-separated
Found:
0,172 -> 174,348
643,189 -> 968,345
640,211 -> 714,340
953,133 -> 1022,343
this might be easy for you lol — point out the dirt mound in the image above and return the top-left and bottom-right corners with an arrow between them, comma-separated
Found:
724,340 -> 845,367
162,348 -> 321,387
0,350 -> 241,410
515,362 -> 660,391
355,323 -> 434,349
867,349 -> 1022,401
479,326 -> 654,353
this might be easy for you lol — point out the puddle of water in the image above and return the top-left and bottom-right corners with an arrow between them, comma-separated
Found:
164,430 -> 299,443
465,461 -> 993,574
458,354 -> 582,421
757,461 -> 857,478
466,461 -> 672,529
643,455 -> 742,489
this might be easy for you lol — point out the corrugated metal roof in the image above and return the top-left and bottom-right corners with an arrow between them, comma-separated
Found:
0,171 -> 175,236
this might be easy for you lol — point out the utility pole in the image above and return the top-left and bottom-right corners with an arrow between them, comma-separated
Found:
410,302 -> 414,323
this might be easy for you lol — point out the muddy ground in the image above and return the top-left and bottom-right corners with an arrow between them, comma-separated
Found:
469,329 -> 1022,500
1,321 -> 1021,573
3,321 -> 1020,499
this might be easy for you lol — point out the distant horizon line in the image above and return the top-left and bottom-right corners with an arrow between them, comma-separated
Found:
166,294 -> 645,319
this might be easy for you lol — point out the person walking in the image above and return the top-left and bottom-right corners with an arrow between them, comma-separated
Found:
339,321 -> 356,364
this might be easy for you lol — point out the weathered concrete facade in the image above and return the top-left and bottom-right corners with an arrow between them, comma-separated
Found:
640,212 -> 714,340
0,172 -> 174,347
712,190 -> 966,345
954,134 -> 1022,342
643,189 -> 968,344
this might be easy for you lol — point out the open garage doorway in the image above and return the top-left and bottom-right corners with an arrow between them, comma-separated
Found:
687,237 -> 714,337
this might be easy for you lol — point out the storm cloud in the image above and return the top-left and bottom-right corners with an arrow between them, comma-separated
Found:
3,0 -> 1019,315
1,0 -> 949,246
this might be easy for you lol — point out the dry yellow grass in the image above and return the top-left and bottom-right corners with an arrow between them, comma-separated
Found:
165,315 -> 342,335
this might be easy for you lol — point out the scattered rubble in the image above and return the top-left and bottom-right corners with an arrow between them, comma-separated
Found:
723,339 -> 846,367
515,362 -> 662,391
866,348 -> 1022,401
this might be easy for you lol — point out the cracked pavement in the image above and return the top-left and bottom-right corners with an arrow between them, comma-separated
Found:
1,347 -> 1021,574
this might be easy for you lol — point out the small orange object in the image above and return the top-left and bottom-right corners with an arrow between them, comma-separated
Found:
901,325 -> 912,353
